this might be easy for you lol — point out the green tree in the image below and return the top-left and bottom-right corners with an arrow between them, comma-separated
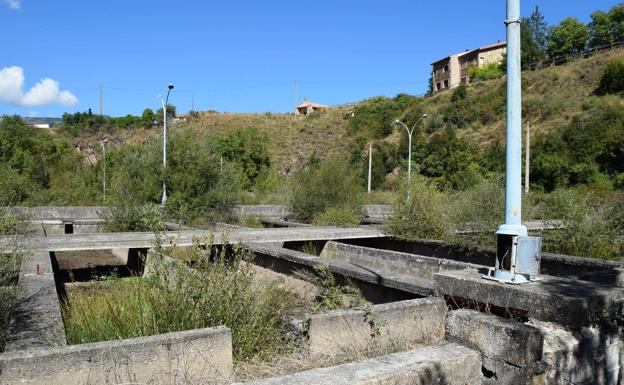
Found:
547,18 -> 589,58
141,108 -> 156,128
522,6 -> 549,67
217,126 -> 270,190
609,4 -> 624,42
155,104 -> 176,125
588,11 -> 616,48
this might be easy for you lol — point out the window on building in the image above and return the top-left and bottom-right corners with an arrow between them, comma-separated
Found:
443,65 -> 449,73
436,82 -> 442,90
444,80 -> 449,88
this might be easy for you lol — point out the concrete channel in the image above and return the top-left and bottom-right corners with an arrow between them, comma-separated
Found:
1,207 -> 624,385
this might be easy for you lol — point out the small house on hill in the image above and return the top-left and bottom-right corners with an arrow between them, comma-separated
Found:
295,98 -> 330,116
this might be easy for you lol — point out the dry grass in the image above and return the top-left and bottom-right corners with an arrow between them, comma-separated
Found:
182,110 -> 352,175
234,340 -> 423,382
421,47 -> 624,147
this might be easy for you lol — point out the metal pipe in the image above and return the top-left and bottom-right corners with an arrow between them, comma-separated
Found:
497,0 -> 527,237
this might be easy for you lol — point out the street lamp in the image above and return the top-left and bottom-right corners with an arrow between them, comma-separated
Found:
101,139 -> 109,200
393,114 -> 428,188
158,83 -> 174,205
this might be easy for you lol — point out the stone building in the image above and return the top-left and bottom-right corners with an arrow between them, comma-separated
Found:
295,98 -> 330,116
431,41 -> 506,93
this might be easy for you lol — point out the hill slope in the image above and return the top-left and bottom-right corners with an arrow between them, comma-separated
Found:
72,47 -> 624,175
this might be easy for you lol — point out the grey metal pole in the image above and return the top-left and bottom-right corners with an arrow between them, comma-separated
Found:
367,143 -> 372,194
525,121 -> 530,194
101,141 -> 106,200
497,0 -> 527,238
159,84 -> 174,205
393,114 -> 427,191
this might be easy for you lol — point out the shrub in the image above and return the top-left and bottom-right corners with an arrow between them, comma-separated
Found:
535,189 -> 622,259
104,202 -> 165,232
469,63 -> 504,81
384,176 -> 452,240
289,156 -> 364,223
312,206 -> 360,226
597,61 -> 624,95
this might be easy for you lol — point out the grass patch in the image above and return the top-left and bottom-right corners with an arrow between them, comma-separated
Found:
63,239 -> 301,361
0,212 -> 26,352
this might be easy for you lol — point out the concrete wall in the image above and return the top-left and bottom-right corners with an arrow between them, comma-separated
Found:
530,320 -> 622,385
303,298 -> 446,356
0,326 -> 232,385
8,207 -> 109,221
446,309 -> 545,385
321,241 -> 477,281
234,343 -> 482,385
340,237 -> 624,287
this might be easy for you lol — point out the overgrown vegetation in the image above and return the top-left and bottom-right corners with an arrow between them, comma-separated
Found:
63,239 -> 299,361
385,176 -> 623,260
0,212 -> 26,352
289,156 -> 364,225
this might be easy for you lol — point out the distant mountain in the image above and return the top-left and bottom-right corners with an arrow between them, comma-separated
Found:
22,117 -> 63,126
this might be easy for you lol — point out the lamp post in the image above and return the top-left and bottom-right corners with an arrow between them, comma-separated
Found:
101,139 -> 108,200
158,83 -> 174,205
393,114 -> 428,187
483,0 -> 541,285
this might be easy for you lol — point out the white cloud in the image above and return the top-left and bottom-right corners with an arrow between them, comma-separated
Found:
4,0 -> 21,10
0,66 -> 78,107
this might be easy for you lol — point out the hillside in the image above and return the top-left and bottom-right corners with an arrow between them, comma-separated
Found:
182,110 -> 353,174
416,47 -> 624,146
68,46 -> 624,176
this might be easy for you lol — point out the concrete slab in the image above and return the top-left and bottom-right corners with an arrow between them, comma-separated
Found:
4,250 -> 66,352
234,342 -> 481,385
321,241 -> 478,280
249,243 -> 432,299
434,269 -> 624,328
0,227 -> 383,252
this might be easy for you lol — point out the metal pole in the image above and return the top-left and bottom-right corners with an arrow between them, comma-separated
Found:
497,0 -> 527,237
407,131 -> 412,186
159,86 -> 173,205
101,142 -> 106,200
367,143 -> 372,194
525,121 -> 530,194
159,96 -> 167,205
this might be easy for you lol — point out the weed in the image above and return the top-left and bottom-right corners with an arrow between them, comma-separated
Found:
63,238 -> 300,362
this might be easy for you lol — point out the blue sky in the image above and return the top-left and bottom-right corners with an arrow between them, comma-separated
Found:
1,0 -> 621,117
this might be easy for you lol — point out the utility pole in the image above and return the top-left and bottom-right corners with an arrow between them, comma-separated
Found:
99,84 -> 103,116
367,143 -> 372,194
191,95 -> 194,113
525,121 -> 530,194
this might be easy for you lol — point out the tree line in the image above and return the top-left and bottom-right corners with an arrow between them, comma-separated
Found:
522,3 -> 624,66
